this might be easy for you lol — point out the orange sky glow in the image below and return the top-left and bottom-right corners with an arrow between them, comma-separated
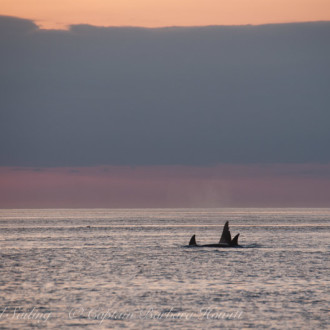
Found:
1,0 -> 330,29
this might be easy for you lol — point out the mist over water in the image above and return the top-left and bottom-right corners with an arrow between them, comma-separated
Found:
0,208 -> 329,328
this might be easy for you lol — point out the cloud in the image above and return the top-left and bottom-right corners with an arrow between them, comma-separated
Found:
0,15 -> 38,35
1,164 -> 330,207
0,16 -> 329,166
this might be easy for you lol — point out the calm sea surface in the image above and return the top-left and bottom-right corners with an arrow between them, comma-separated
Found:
0,208 -> 329,329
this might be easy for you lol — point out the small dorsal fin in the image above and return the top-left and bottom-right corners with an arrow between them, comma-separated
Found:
231,233 -> 239,246
189,234 -> 197,246
219,221 -> 231,244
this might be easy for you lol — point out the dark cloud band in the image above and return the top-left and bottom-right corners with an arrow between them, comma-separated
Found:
1,16 -> 329,166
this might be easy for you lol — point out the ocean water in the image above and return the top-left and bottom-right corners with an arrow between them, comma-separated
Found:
0,208 -> 329,329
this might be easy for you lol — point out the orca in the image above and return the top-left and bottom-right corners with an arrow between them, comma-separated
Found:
188,221 -> 240,247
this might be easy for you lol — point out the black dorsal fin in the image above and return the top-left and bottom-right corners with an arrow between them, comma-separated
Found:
219,221 -> 231,244
231,233 -> 239,246
189,234 -> 197,246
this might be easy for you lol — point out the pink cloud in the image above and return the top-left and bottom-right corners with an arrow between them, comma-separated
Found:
0,164 -> 329,208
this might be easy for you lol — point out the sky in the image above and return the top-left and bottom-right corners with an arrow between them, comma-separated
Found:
0,1 -> 330,208
0,0 -> 330,29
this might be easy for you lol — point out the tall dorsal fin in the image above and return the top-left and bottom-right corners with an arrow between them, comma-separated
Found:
219,221 -> 231,244
189,234 -> 197,246
231,233 -> 239,246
